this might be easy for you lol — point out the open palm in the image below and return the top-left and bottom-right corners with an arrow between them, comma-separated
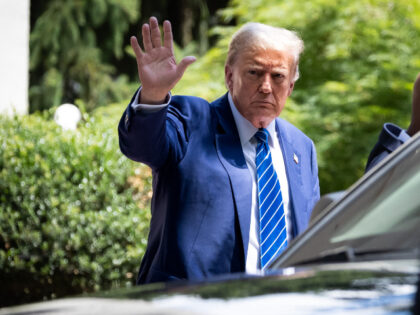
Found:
131,17 -> 196,104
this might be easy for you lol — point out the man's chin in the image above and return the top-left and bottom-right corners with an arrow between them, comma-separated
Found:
249,116 -> 275,129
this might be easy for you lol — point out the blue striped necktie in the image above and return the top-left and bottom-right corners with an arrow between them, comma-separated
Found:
255,128 -> 288,270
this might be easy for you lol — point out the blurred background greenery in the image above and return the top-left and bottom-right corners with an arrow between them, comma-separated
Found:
1,0 -> 419,307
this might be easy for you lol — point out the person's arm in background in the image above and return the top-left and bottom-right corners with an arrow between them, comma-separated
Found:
407,73 -> 420,137
365,73 -> 420,173
118,17 -> 195,170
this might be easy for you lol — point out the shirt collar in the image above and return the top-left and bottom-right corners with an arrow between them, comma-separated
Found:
228,92 -> 277,146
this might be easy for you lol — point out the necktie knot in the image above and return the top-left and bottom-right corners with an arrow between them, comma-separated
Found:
255,128 -> 269,144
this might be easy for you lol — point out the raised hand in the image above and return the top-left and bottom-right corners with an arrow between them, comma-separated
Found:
130,17 -> 196,104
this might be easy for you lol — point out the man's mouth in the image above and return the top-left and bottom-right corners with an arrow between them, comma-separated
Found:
252,100 -> 274,106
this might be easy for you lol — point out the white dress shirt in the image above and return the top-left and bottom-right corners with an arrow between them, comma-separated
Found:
132,90 -> 293,274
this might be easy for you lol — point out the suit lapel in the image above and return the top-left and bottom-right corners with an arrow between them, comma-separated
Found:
211,97 -> 307,255
275,119 -> 306,237
213,94 -> 253,258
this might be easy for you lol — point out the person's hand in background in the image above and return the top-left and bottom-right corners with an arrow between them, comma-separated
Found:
407,73 -> 420,136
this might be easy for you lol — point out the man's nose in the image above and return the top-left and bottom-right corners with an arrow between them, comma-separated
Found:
259,74 -> 272,93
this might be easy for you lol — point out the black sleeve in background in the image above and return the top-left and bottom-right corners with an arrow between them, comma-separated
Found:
365,123 -> 405,173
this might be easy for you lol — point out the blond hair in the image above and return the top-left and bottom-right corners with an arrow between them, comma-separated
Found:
226,23 -> 304,82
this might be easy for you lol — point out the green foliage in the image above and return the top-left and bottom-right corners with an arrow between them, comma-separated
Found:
176,0 -> 420,193
30,0 -> 140,112
10,2 -> 418,306
0,105 -> 151,306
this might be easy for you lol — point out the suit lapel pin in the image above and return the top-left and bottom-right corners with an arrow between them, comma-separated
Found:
293,153 -> 299,164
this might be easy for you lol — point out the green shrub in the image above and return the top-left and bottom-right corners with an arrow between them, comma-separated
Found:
0,104 -> 151,306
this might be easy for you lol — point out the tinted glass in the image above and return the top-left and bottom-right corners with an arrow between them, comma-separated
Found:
272,134 -> 420,268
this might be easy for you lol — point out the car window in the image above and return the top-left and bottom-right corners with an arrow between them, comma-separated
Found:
271,133 -> 420,269
331,164 -> 420,244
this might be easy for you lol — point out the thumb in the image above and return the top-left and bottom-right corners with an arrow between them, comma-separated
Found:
176,56 -> 196,77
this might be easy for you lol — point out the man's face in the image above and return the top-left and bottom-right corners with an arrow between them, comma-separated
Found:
225,47 -> 296,129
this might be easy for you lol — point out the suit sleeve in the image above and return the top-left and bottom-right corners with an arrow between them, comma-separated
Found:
118,92 -> 190,171
365,123 -> 406,173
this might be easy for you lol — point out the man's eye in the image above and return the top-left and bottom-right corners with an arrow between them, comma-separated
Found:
248,70 -> 257,75
272,73 -> 284,79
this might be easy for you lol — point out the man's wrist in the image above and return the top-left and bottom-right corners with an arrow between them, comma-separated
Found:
139,89 -> 170,104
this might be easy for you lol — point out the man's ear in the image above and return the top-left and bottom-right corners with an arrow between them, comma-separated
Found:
225,65 -> 233,91
287,81 -> 295,97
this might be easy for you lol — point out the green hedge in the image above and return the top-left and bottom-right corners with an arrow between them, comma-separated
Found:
0,105 -> 151,306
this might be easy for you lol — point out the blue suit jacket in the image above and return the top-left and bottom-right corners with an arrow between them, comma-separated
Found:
118,93 -> 320,284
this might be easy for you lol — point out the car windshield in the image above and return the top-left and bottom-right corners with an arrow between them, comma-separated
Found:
271,133 -> 420,269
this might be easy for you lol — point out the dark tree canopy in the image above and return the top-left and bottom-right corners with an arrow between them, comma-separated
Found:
29,0 -> 228,112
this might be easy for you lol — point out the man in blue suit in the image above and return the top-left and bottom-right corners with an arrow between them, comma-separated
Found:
366,73 -> 420,172
118,17 -> 320,284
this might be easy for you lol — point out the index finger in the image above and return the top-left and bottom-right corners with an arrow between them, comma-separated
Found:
163,20 -> 174,52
